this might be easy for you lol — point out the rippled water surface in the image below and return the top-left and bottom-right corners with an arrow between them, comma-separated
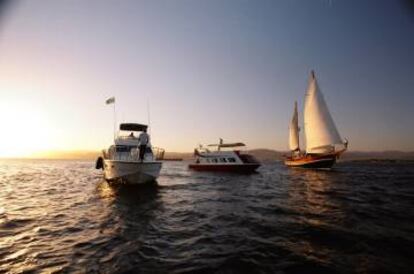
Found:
0,160 -> 413,273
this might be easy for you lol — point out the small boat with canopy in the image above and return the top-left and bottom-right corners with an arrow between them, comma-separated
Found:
284,71 -> 348,168
189,139 -> 261,173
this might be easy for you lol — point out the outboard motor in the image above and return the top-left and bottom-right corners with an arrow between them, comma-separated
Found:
95,157 -> 104,170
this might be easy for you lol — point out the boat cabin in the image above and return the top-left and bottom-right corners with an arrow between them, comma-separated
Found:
194,141 -> 259,165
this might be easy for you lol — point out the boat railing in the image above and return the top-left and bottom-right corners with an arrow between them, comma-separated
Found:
153,147 -> 165,160
116,135 -> 138,140
104,146 -> 165,161
102,149 -> 109,159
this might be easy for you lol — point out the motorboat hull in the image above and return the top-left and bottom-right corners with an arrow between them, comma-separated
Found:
188,163 -> 260,173
284,153 -> 337,169
103,160 -> 162,184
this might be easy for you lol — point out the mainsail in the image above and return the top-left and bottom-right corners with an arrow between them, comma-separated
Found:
304,71 -> 342,154
289,101 -> 300,151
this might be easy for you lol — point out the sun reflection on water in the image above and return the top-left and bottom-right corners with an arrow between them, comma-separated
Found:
285,168 -> 348,266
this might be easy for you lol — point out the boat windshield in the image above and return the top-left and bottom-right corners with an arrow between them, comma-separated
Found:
114,145 -> 154,153
239,154 -> 259,164
115,145 -> 137,152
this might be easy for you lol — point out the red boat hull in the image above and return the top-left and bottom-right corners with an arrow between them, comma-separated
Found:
188,163 -> 260,173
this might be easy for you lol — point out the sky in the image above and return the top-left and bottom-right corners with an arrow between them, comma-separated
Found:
0,0 -> 413,157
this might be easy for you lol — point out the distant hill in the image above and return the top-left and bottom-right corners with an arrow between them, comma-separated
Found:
249,149 -> 414,161
340,151 -> 414,161
162,149 -> 285,162
250,149 -> 414,161
163,152 -> 193,160
248,149 -> 286,162
164,149 -> 414,162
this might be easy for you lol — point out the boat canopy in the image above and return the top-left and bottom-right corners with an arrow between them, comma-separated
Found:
120,123 -> 148,132
208,142 -> 245,148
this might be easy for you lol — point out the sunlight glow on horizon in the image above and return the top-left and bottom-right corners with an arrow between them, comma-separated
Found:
0,100 -> 53,157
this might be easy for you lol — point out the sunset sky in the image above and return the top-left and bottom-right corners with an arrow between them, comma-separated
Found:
0,0 -> 413,157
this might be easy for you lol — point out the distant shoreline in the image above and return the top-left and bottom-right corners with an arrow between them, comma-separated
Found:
1,149 -> 413,162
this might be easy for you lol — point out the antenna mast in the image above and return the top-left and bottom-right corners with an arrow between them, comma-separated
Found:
147,98 -> 151,135
113,101 -> 116,141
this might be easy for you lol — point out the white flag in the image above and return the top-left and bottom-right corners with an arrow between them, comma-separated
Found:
106,97 -> 115,104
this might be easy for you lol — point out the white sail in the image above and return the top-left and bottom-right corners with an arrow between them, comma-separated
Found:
304,71 -> 342,154
289,101 -> 300,151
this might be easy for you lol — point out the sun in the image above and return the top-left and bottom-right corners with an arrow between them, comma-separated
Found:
0,102 -> 52,158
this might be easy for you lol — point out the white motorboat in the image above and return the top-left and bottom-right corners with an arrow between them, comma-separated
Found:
189,139 -> 261,173
96,123 -> 164,184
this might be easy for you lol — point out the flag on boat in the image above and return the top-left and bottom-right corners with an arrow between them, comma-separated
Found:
106,97 -> 115,105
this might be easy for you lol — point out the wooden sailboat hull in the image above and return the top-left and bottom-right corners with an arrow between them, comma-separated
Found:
284,153 -> 340,169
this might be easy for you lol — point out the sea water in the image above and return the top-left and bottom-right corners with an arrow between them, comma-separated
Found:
0,159 -> 413,273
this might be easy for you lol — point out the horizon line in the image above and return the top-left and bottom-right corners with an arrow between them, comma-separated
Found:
1,148 -> 413,161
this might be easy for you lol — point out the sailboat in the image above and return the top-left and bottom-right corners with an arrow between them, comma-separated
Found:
284,71 -> 348,168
